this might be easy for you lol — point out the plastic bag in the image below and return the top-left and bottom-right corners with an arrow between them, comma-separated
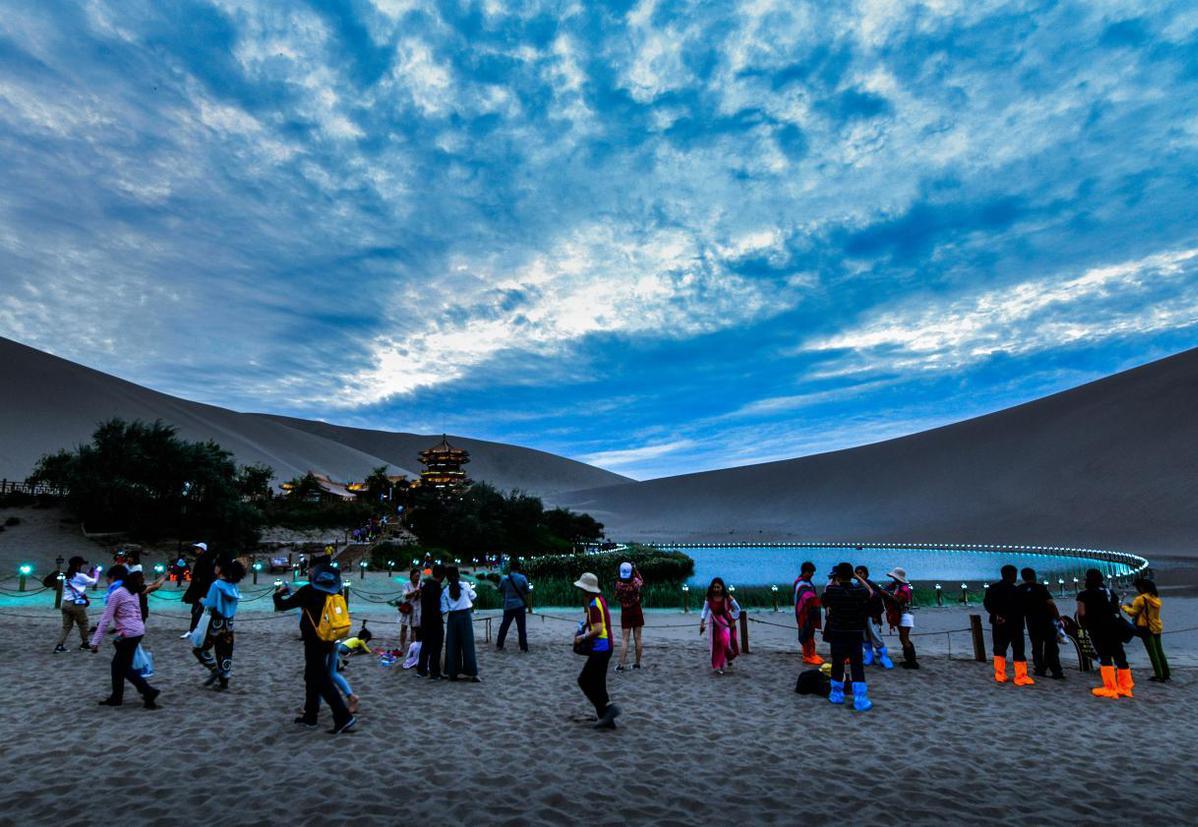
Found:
189,613 -> 211,648
132,645 -> 155,679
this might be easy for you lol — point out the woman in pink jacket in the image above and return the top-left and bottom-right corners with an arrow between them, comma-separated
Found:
90,565 -> 160,708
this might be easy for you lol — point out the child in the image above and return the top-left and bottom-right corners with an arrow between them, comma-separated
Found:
331,627 -> 373,714
193,559 -> 244,691
1123,579 -> 1169,682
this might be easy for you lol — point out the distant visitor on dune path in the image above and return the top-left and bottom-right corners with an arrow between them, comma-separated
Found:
699,577 -> 740,675
573,571 -> 621,729
614,561 -> 644,671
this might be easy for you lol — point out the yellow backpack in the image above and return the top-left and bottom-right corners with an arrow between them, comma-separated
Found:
306,593 -> 352,642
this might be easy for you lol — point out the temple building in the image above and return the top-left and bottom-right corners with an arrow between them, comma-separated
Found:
418,434 -> 472,492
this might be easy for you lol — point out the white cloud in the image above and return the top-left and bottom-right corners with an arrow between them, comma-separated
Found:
581,438 -> 696,470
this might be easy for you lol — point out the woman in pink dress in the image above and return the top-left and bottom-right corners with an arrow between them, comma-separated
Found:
699,577 -> 738,674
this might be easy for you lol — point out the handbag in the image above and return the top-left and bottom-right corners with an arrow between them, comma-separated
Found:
572,620 -> 593,656
398,601 -> 413,615
188,612 -> 211,648
131,645 -> 155,679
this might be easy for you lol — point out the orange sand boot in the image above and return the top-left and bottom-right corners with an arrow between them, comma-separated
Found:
802,638 -> 824,665
1091,665 -> 1119,698
993,655 -> 1007,683
1116,668 -> 1134,698
1013,660 -> 1035,686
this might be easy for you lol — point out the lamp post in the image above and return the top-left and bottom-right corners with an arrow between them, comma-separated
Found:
387,559 -> 395,576
18,563 -> 32,591
55,554 -> 64,572
252,561 -> 262,585
1058,578 -> 1065,597
771,584 -> 779,612
960,582 -> 968,605
359,560 -> 368,580
153,562 -> 166,580
935,583 -> 943,607
682,584 -> 690,613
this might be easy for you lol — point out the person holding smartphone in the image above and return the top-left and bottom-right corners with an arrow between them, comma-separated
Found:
821,562 -> 874,710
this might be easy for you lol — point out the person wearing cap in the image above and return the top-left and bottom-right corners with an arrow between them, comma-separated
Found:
573,572 -> 621,729
273,562 -> 356,734
793,561 -> 823,665
821,562 -> 874,710
54,556 -> 97,653
181,542 -> 216,638
614,562 -> 644,672
984,565 -> 1033,686
496,558 -> 530,653
883,567 -> 919,669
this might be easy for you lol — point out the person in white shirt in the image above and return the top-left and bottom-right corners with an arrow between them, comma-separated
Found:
54,556 -> 97,653
440,567 -> 480,682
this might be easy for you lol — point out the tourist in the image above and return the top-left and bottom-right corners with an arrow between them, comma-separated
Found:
821,562 -> 874,710
984,565 -> 1033,686
855,565 -> 893,669
441,566 -> 480,682
272,563 -> 356,734
699,577 -> 739,675
394,568 -> 422,652
330,627 -> 373,714
1018,568 -> 1063,680
794,561 -> 823,665
1123,578 -> 1168,683
54,556 -> 96,653
192,559 -> 244,691
496,558 -> 530,653
614,562 -> 644,671
89,564 -> 160,709
181,541 -> 216,639
417,564 -> 445,678
883,568 -> 919,669
573,572 -> 620,729
1077,568 -> 1133,698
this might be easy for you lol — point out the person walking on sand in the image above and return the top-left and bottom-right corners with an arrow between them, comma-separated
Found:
496,558 -> 530,653
1123,578 -> 1168,683
984,565 -> 1033,686
181,542 -> 216,639
614,562 -> 644,671
822,562 -> 874,710
272,563 -> 356,734
54,556 -> 97,653
573,572 -> 621,729
1077,569 -> 1133,699
441,567 -> 480,682
855,565 -> 894,670
417,564 -> 445,679
392,568 -> 422,653
89,565 -> 160,709
1018,568 -> 1063,680
192,559 -> 244,691
794,562 -> 823,665
882,568 -> 919,669
700,577 -> 738,675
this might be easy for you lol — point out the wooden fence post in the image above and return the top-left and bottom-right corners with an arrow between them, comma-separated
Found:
739,612 -> 750,655
969,614 -> 986,662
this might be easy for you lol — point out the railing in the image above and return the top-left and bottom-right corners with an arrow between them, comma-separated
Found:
0,479 -> 66,497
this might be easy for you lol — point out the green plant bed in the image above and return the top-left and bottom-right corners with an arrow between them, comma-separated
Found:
522,546 -> 694,583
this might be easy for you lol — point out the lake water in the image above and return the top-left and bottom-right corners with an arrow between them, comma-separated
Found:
659,544 -> 1146,589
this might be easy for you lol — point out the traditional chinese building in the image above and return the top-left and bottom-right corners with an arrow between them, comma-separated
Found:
418,434 -> 472,492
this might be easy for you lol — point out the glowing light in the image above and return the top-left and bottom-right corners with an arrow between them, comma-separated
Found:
18,564 -> 33,576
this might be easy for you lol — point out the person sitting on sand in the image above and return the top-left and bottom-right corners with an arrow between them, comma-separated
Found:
192,559 -> 244,691
272,561 -> 356,734
794,562 -> 823,665
985,565 -> 1033,686
1077,568 -> 1133,699
883,568 -> 919,669
54,556 -> 96,654
89,565 -> 161,710
699,577 -> 739,675
821,562 -> 874,710
855,565 -> 893,670
614,562 -> 644,672
496,558 -> 530,653
573,572 -> 621,729
441,566 -> 481,682
1123,578 -> 1169,683
1018,567 -> 1063,680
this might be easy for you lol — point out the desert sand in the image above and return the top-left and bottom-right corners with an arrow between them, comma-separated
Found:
1,579 -> 1196,826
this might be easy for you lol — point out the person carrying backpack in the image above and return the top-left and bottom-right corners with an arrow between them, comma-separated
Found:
273,562 -> 356,734
496,558 -> 530,653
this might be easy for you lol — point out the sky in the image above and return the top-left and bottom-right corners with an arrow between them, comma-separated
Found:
1,1 -> 1197,480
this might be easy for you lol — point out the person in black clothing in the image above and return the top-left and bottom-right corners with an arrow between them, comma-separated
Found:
1018,568 -> 1063,679
983,565 -> 1033,686
181,542 -> 216,637
821,562 -> 874,711
854,565 -> 893,669
1077,568 -> 1132,699
416,564 -> 445,679
273,564 -> 356,734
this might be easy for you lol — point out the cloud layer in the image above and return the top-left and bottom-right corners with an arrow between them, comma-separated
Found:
1,0 -> 1196,477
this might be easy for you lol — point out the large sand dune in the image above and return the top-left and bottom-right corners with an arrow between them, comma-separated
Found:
0,337 -> 627,495
554,348 -> 1198,557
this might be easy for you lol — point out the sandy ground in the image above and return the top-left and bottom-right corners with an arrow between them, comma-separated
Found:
1,585 -> 1196,826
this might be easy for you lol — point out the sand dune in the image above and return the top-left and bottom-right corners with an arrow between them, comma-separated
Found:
0,337 -> 626,495
554,348 -> 1198,557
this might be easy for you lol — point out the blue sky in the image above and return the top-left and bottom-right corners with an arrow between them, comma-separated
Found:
1,1 -> 1197,480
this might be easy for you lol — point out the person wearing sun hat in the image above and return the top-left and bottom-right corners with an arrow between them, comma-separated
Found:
573,572 -> 621,730
883,567 -> 919,669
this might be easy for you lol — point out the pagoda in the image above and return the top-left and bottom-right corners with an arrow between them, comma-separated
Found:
418,435 -> 472,492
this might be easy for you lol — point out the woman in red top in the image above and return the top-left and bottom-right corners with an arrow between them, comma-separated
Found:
614,562 -> 644,672
699,577 -> 739,674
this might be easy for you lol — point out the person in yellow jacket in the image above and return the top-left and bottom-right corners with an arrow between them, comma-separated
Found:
1123,579 -> 1169,682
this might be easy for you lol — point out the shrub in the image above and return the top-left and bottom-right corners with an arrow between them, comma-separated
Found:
522,546 -> 694,584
